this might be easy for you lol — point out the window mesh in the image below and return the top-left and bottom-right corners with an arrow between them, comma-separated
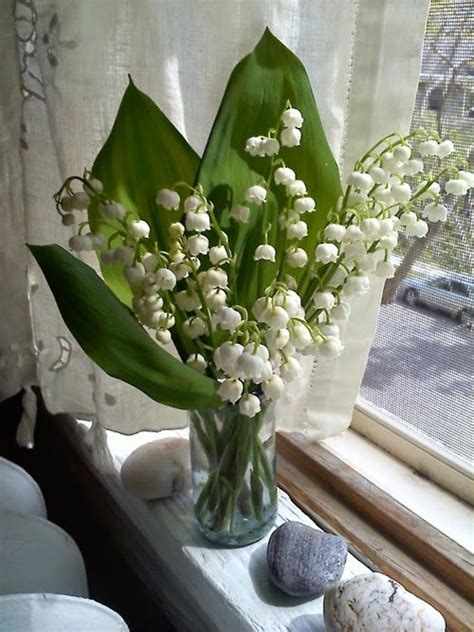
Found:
360,0 -> 473,466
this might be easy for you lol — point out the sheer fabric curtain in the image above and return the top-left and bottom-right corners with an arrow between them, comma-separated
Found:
1,0 -> 429,451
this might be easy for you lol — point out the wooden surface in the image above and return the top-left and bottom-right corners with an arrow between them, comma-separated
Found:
277,431 -> 474,632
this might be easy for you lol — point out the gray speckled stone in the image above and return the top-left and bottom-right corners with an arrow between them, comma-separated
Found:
267,521 -> 347,597
324,573 -> 446,631
120,437 -> 190,500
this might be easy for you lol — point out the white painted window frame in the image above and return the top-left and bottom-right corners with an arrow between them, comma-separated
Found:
352,398 -> 473,505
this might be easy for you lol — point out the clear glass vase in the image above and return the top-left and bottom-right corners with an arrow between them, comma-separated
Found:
189,398 -> 278,547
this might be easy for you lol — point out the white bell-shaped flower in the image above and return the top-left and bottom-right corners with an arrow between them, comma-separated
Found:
314,243 -> 339,264
287,248 -> 308,268
393,145 -> 411,163
214,306 -> 242,331
230,205 -> 251,223
206,288 -> 227,310
84,177 -> 103,194
239,394 -> 261,418
156,329 -> 172,345
274,167 -> 296,186
187,234 -> 209,256
360,218 -> 381,238
348,171 -> 374,191
245,185 -> 267,205
406,219 -> 428,238
218,378 -> 244,404
183,317 -> 207,339
265,328 -> 290,350
262,374 -> 285,400
344,225 -> 365,242
237,351 -> 265,380
129,220 -> 151,240
156,188 -> 180,210
175,288 -> 201,311
344,274 -> 370,296
399,211 -> 418,226
320,336 -> 344,358
379,232 -> 398,250
421,202 -> 447,223
124,263 -> 146,288
391,182 -> 412,203
185,211 -> 210,233
343,241 -> 367,263
445,179 -> 468,196
286,179 -> 307,197
313,291 -> 335,310
290,322 -> 312,350
60,195 -> 75,212
324,224 -> 346,242
201,268 -> 228,290
417,140 -> 439,157
458,171 -> 474,188
114,246 -> 135,265
209,245 -> 228,265
436,139 -> 454,158
287,220 -> 308,240
368,166 -> 389,184
281,107 -> 304,128
402,159 -> 424,176
214,342 -> 244,372
375,260 -> 396,278
61,213 -> 75,226
71,191 -> 90,210
293,196 -> 316,213
263,306 -> 290,330
281,127 -> 301,148
186,353 -> 207,374
254,244 -> 276,262
156,268 -> 177,291
331,301 -> 351,323
280,357 -> 302,382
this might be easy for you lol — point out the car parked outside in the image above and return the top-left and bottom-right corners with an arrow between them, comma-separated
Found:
399,272 -> 474,327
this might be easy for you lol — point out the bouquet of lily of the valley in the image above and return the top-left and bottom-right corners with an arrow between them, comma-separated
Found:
30,30 -> 472,544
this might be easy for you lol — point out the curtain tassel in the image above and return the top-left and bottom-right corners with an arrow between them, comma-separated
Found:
16,386 -> 38,449
83,420 -> 115,475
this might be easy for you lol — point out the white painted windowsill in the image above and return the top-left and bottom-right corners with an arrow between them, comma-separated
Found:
71,420 -> 369,632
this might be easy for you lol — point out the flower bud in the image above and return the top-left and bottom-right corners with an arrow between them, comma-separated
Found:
393,145 -> 411,163
124,264 -> 146,288
313,291 -> 335,310
71,191 -> 90,210
84,177 -> 103,194
156,268 -> 177,290
156,329 -> 172,345
114,246 -> 135,265
280,357 -> 302,382
61,213 -> 75,226
60,195 -> 75,212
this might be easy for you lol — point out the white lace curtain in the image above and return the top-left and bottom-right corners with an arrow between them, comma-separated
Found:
1,0 -> 429,445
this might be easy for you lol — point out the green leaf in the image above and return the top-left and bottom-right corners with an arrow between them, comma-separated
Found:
197,29 -> 342,307
28,244 -> 221,411
89,77 -> 200,360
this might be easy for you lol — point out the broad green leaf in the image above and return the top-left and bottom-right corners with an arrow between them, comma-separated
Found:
197,29 -> 342,308
29,244 -> 221,411
89,78 -> 200,360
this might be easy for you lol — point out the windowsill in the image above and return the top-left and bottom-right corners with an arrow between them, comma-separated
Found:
66,418 -> 370,632
321,429 -> 474,553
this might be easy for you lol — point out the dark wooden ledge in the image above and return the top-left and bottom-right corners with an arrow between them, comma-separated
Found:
276,431 -> 474,632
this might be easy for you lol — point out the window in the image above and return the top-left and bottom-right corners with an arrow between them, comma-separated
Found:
357,0 -> 473,494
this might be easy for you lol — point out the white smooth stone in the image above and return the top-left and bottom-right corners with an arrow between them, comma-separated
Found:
0,458 -> 47,518
120,437 -> 190,500
324,572 -> 446,631
0,594 -> 129,631
0,511 -> 88,597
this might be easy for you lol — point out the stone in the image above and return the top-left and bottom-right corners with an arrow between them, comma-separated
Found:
324,573 -> 446,631
267,521 -> 348,597
120,437 -> 191,500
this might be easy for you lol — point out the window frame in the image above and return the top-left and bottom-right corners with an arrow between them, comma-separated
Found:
352,397 -> 473,504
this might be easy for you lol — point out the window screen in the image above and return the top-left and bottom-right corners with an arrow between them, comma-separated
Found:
360,0 -> 473,467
